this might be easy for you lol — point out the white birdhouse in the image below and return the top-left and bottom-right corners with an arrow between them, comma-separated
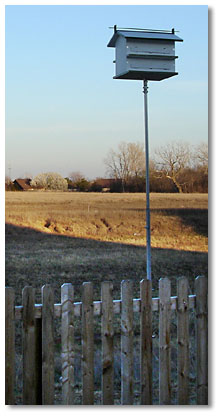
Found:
107,26 -> 183,81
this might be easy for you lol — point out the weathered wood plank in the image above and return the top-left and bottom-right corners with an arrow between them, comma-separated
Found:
14,294 -> 197,320
82,282 -> 94,405
101,282 -> 114,405
159,278 -> 171,405
196,276 -> 208,405
35,318 -> 42,405
177,277 -> 189,405
22,286 -> 37,405
5,287 -> 15,405
42,285 -> 54,405
61,283 -> 74,405
140,279 -> 152,405
121,280 -> 133,405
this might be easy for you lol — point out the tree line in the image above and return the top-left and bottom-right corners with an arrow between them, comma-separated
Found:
104,141 -> 208,193
5,141 -> 208,193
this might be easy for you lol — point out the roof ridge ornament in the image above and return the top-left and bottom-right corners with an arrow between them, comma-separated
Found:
109,26 -> 180,34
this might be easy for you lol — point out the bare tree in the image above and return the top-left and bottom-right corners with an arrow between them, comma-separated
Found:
69,171 -> 85,184
153,141 -> 192,193
195,142 -> 208,174
104,141 -> 145,191
5,176 -> 11,186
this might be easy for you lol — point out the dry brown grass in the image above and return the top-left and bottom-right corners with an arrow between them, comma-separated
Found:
5,191 -> 208,252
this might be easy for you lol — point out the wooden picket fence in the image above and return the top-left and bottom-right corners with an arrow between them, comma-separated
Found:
5,276 -> 208,405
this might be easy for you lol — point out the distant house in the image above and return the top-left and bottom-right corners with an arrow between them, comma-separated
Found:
13,178 -> 33,191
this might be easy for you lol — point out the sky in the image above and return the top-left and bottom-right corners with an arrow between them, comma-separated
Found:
4,2 -> 208,181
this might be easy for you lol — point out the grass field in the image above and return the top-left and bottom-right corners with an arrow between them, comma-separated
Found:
5,191 -> 208,302
5,191 -> 208,249
5,191 -> 208,404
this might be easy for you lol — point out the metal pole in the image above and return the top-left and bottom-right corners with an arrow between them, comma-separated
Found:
143,79 -> 151,280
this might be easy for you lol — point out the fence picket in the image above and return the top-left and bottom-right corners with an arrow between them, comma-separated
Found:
82,282 -> 94,405
5,287 -> 15,405
196,276 -> 208,405
159,278 -> 171,405
101,281 -> 114,404
140,279 -> 152,405
35,318 -> 42,404
121,280 -> 133,405
61,283 -> 74,405
177,277 -> 189,404
22,286 -> 37,405
42,285 -> 54,405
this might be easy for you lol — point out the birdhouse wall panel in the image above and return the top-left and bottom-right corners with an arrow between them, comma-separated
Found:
128,57 -> 175,72
126,39 -> 175,56
115,36 -> 127,77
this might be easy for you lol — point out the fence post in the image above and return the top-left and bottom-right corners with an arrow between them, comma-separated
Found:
5,287 -> 15,405
121,280 -> 133,405
22,286 -> 37,405
140,279 -> 152,405
177,277 -> 189,405
61,283 -> 74,405
195,276 -> 208,405
101,281 -> 114,405
159,278 -> 171,405
82,282 -> 94,405
42,285 -> 54,405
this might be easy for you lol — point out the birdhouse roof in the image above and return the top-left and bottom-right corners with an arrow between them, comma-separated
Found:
107,29 -> 183,47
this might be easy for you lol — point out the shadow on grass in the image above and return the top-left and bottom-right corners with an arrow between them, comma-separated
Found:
5,223 -> 208,305
124,208 -> 208,238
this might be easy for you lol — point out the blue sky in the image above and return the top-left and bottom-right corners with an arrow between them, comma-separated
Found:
5,3 -> 208,180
